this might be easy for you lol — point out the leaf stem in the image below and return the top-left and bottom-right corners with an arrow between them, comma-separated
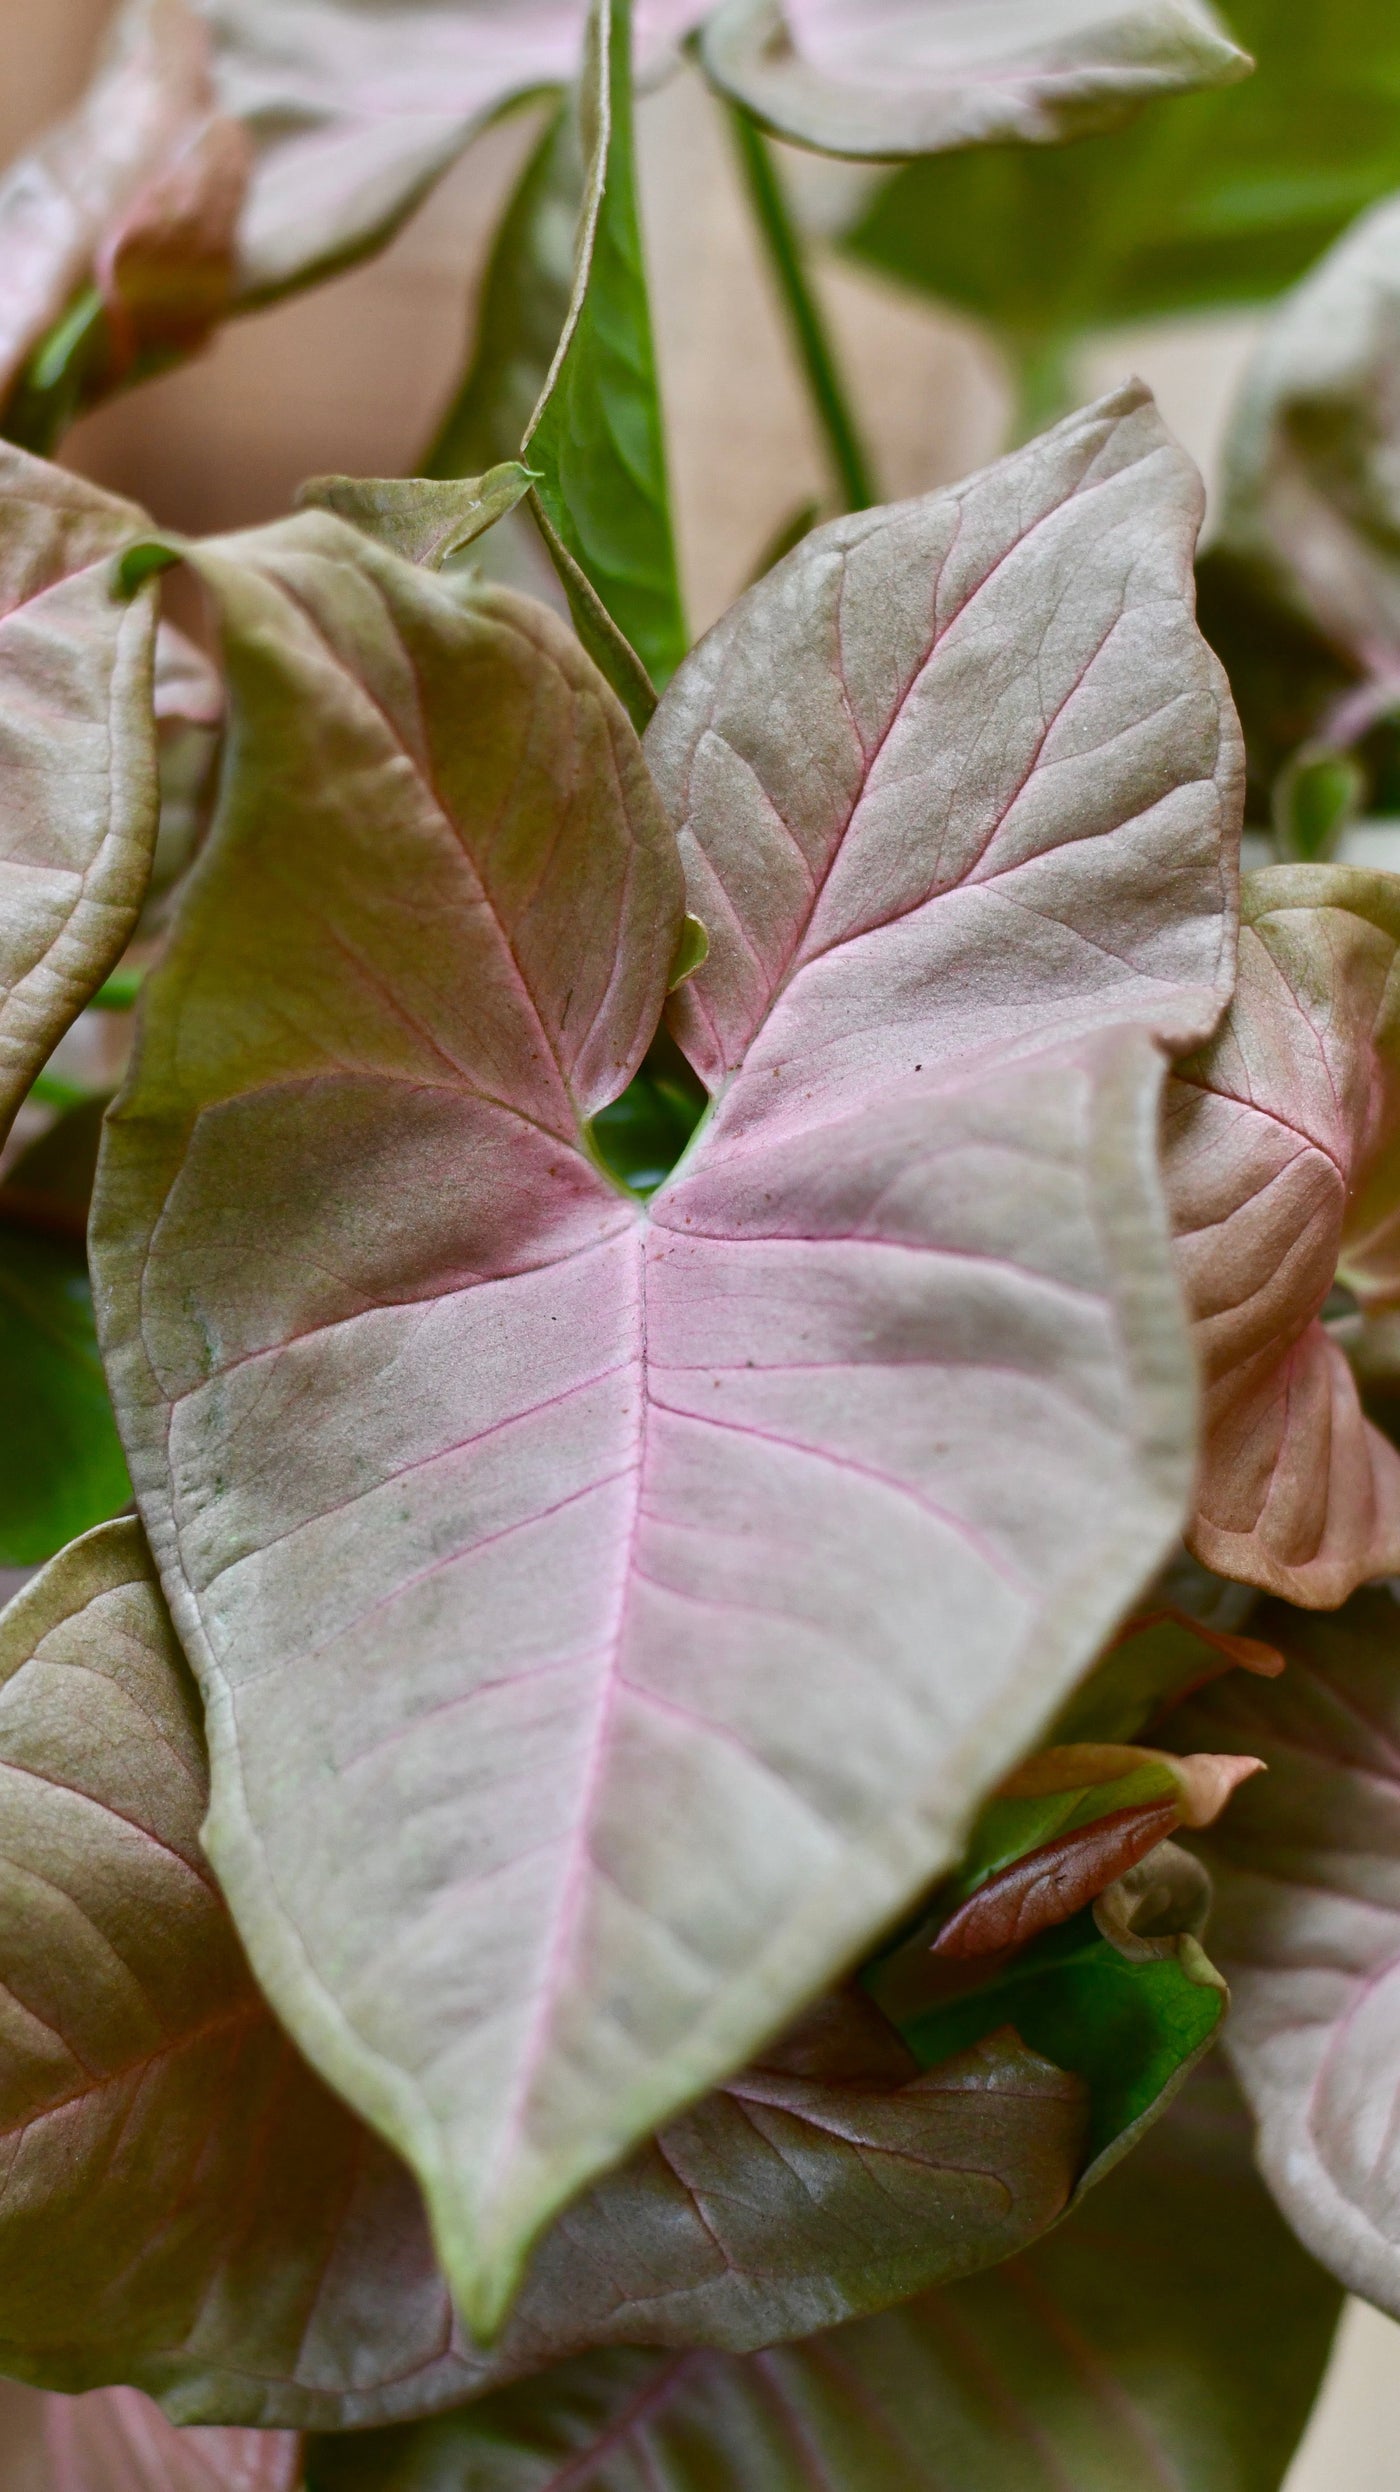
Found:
725,103 -> 877,513
1008,332 -> 1078,446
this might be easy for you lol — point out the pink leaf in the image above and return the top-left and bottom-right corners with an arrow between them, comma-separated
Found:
1166,862 -> 1400,1602
702,0 -> 1250,161
43,2388 -> 299,2492
1175,1591 -> 1400,2317
92,389 -> 1241,2334
0,444 -> 159,1145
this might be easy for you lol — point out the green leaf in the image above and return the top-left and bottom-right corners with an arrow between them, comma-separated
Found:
303,2058 -> 1340,2492
1272,745 -> 1366,858
847,0 -> 1400,349
523,0 -> 688,710
871,1881 -> 1226,2185
1052,1604 -> 1286,1745
295,464 -> 538,570
0,1212 -> 129,1568
424,100 -> 582,486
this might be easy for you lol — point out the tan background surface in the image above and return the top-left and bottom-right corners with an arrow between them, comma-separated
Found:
1,6 -> 1398,2482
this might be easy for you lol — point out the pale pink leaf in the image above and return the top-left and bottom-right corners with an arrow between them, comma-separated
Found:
43,2389 -> 299,2492
0,1530 -> 1083,2430
1175,1592 -> 1400,2317
702,0 -> 1250,160
1214,191 -> 1400,684
199,0 -> 711,301
0,444 -> 159,1145
93,393 -> 1237,2333
0,0 -> 235,402
655,384 -> 1240,1111
1165,862 -> 1400,1603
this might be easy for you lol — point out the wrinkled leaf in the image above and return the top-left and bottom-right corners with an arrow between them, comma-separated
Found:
524,0 -> 687,713
0,1528 -> 1093,2428
703,0 -> 1248,162
306,2058 -> 1339,2492
0,0 -> 238,421
1212,190 -> 1400,684
1175,1587 -> 1400,2316
1166,862 -> 1400,1602
296,464 -> 537,569
847,0 -> 1400,350
0,1142 -> 130,1564
0,446 -> 159,1145
93,390 -> 1237,2337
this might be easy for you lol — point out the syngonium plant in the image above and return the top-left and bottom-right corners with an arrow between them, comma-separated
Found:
8,2 -> 1400,2488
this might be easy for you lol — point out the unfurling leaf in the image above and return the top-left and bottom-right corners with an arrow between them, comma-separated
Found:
92,388 -> 1239,2336
703,0 -> 1250,162
305,2059 -> 1340,2492
1212,189 -> 1400,685
0,1531 -> 1089,2430
0,446 -> 160,1146
1166,863 -> 1400,1602
1175,1589 -> 1400,2317
861,1732 -> 1248,2186
295,464 -> 538,569
524,0 -> 688,714
869,1846 -> 1227,2190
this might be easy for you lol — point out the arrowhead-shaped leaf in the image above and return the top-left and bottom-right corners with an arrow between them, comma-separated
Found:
1173,1588 -> 1400,2316
92,389 -> 1239,2336
703,0 -> 1250,162
0,1528 -> 1093,2428
847,0 -> 1400,350
0,446 -> 159,1145
655,384 -> 1239,1093
523,0 -> 688,714
1212,190 -> 1400,681
1165,863 -> 1400,1602
304,2058 -> 1341,2492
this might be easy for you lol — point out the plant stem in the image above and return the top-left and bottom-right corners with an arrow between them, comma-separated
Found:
1008,332 -> 1078,445
726,103 -> 877,513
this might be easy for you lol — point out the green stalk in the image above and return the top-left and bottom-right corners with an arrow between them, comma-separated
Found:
1008,331 -> 1079,446
726,103 -> 877,514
